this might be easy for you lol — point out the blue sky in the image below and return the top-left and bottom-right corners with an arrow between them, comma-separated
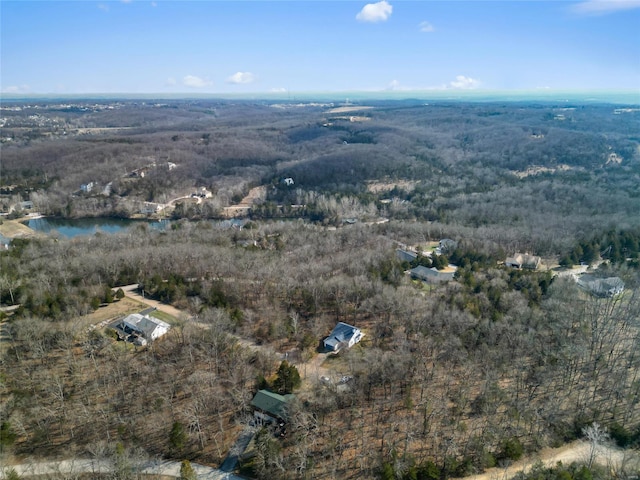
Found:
1,0 -> 639,94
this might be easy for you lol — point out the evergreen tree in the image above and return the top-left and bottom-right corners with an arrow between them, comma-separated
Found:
180,460 -> 197,480
272,360 -> 301,394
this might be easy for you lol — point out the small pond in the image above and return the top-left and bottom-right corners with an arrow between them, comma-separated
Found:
25,217 -> 169,238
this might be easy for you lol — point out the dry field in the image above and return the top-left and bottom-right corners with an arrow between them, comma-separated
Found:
222,185 -> 266,218
512,164 -> 574,178
0,218 -> 40,238
82,297 -> 150,327
367,180 -> 419,193
327,106 -> 374,114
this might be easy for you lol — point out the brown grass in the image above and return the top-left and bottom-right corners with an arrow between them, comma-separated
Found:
0,218 -> 40,238
327,106 -> 375,114
81,297 -> 149,327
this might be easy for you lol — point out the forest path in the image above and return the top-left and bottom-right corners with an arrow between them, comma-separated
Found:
461,440 -> 636,480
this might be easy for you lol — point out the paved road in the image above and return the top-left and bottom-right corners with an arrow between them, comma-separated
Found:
0,458 -> 244,479
219,426 -> 255,472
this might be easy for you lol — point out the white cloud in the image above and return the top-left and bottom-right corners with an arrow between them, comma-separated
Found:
97,4 -> 109,12
571,0 -> 640,14
226,72 -> 256,85
419,21 -> 434,32
356,1 -> 392,23
166,77 -> 177,86
449,75 -> 480,89
271,87 -> 287,93
182,75 -> 212,88
2,85 -> 30,94
386,79 -> 411,91
151,1 -> 157,6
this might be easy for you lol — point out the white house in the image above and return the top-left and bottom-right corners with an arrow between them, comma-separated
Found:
324,322 -> 364,352
193,187 -> 212,198
140,202 -> 162,214
81,182 -> 94,193
283,177 -> 294,186
505,253 -> 541,270
120,313 -> 170,342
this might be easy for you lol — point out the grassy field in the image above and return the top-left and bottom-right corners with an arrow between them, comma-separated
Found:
81,297 -> 149,328
149,309 -> 177,324
0,218 -> 39,238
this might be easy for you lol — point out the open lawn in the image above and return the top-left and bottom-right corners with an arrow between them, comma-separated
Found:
0,218 -> 39,238
150,309 -> 177,324
83,297 -> 149,328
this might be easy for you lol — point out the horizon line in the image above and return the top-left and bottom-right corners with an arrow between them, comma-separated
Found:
2,88 -> 639,105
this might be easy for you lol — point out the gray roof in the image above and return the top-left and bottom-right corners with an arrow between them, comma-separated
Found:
439,239 -> 458,252
410,266 -> 455,282
577,275 -> 624,297
324,322 -> 360,349
121,313 -> 170,339
396,249 -> 418,263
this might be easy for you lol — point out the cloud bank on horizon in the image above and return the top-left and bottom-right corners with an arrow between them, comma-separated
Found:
182,75 -> 213,88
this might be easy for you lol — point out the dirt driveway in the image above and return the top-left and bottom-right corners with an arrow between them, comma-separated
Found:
119,284 -> 186,319
462,440 -> 637,480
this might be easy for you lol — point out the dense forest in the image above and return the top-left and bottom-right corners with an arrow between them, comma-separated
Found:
1,99 -> 639,479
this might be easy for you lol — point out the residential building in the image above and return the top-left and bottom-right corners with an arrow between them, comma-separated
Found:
141,202 -> 162,214
323,322 -> 364,352
505,253 -> 541,270
396,248 -> 418,263
80,182 -> 94,193
251,390 -> 294,423
438,238 -> 458,254
576,275 -> 625,297
410,265 -> 456,283
119,313 -> 170,342
0,234 -> 10,250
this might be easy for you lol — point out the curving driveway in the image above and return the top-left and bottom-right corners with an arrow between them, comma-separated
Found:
120,284 -> 187,319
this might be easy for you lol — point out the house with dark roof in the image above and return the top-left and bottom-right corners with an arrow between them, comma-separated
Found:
251,390 -> 295,423
410,265 -> 456,283
505,253 -> 541,270
396,248 -> 418,263
323,322 -> 364,352
576,275 -> 625,298
438,239 -> 457,254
